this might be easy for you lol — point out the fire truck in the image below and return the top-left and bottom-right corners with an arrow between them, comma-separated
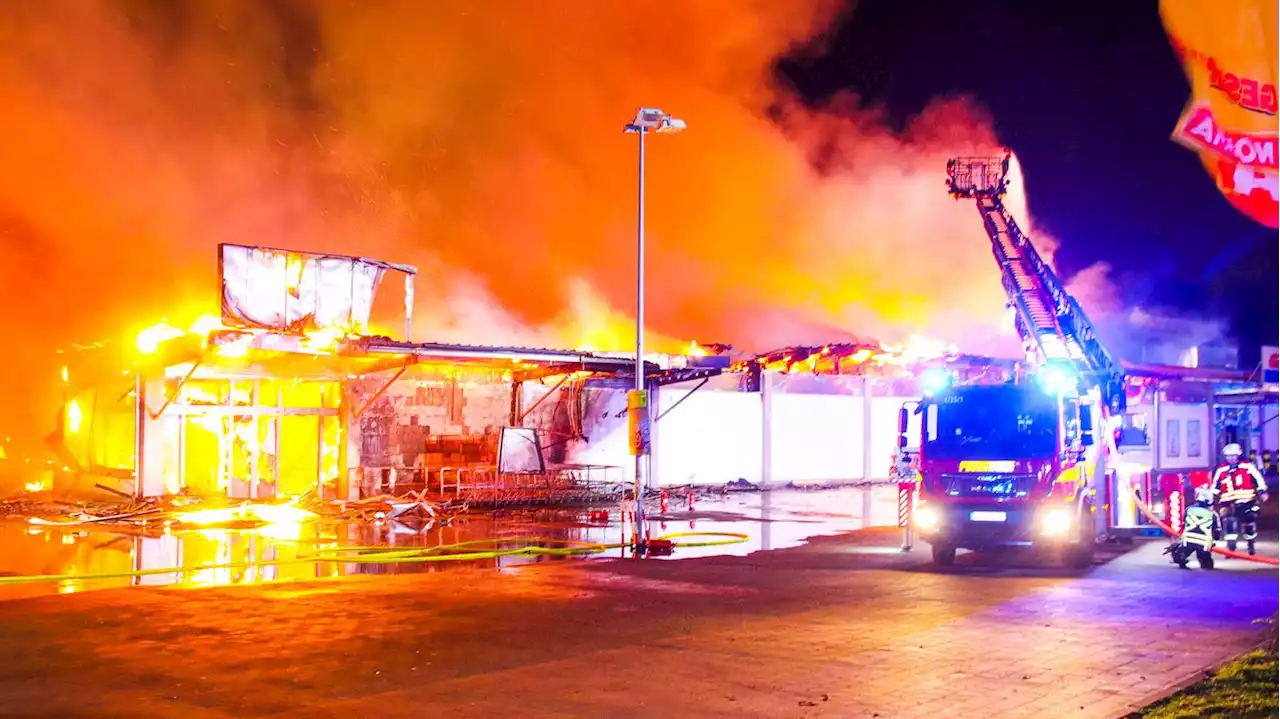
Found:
901,153 -> 1128,567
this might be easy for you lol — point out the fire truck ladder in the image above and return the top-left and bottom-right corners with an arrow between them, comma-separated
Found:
946,154 -> 1127,412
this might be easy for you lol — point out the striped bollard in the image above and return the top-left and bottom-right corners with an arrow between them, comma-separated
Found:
898,481 -> 915,551
1168,486 -> 1184,536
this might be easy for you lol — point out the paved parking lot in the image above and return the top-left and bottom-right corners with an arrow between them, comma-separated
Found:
0,527 -> 1273,718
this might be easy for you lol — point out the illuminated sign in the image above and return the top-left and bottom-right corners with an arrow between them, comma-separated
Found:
627,390 -> 650,457
1162,0 -> 1278,227
1264,345 -> 1278,384
958,460 -> 1016,473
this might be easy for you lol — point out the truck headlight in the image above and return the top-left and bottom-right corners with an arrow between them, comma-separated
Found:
1041,508 -> 1072,536
916,506 -> 940,530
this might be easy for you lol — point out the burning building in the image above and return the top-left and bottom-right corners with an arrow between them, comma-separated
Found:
47,244 -> 988,501
45,244 -> 1274,508
54,244 -> 660,501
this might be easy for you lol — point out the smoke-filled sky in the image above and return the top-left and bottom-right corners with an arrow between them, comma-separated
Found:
793,1 -> 1275,358
1,0 -> 1260,453
0,0 -> 1054,441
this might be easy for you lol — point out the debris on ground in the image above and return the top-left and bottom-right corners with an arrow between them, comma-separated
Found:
0,487 -> 470,536
0,472 -> 744,538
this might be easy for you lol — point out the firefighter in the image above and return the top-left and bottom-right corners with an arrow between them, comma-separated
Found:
1167,486 -> 1219,569
1212,443 -> 1270,555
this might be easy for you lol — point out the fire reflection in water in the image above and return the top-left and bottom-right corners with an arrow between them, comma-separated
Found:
0,516 -> 590,599
0,522 -> 347,600
0,487 -> 902,600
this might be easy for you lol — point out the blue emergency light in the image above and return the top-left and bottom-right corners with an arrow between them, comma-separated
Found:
1035,362 -> 1078,395
919,368 -> 953,396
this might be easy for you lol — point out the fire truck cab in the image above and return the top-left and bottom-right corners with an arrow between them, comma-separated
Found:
900,363 -> 1104,567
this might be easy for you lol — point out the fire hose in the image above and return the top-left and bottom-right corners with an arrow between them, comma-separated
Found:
0,531 -> 750,587
648,531 -> 750,547
1120,477 -> 1278,566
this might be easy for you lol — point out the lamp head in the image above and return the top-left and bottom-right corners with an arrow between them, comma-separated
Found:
624,107 -> 686,134
657,117 -> 686,133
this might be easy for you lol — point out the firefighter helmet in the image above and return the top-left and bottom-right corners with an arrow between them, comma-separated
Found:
1194,486 -> 1215,504
1223,443 -> 1243,459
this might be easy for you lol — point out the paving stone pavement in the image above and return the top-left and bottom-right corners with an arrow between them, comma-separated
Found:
0,529 -> 1272,718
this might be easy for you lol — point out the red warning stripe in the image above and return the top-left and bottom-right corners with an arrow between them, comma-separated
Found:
897,484 -> 913,528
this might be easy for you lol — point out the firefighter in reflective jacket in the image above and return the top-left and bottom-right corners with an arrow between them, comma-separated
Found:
1167,486 -> 1219,569
1212,443 -> 1270,555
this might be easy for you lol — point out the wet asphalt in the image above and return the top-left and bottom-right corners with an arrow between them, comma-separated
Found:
0,487 -> 1274,718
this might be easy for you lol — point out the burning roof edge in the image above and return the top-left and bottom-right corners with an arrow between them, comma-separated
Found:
218,242 -> 419,276
357,337 -> 648,369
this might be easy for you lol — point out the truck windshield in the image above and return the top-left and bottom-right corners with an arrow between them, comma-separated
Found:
923,386 -> 1058,461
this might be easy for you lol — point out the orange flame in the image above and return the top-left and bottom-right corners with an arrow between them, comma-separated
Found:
173,501 -> 316,527
136,321 -> 186,355
0,2 -> 1068,451
133,311 -> 363,362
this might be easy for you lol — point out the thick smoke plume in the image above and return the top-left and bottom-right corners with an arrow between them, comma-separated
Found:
0,0 -> 1086,456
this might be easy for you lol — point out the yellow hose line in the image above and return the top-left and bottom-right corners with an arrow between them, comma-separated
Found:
0,537 -> 624,587
653,531 -> 750,548
0,532 -> 750,587
299,537 -> 613,557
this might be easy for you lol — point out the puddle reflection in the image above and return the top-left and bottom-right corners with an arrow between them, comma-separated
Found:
0,486 -> 900,599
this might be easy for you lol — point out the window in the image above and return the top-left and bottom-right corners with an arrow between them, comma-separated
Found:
922,386 -> 1058,461
1187,420 -> 1202,458
1063,398 -> 1081,446
1165,419 -> 1181,458
1118,413 -> 1151,447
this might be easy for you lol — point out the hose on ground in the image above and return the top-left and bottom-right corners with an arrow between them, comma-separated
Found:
1120,478 -> 1278,566
651,531 -> 750,547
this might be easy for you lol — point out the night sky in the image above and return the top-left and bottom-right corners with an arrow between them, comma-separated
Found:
780,0 -> 1278,366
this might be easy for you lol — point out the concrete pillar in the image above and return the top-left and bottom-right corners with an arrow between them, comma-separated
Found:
315,385 -> 327,499
1152,385 -> 1163,475
508,380 -> 522,427
1253,405 -> 1272,453
648,379 -> 660,490
761,369 -> 774,487
340,384 -> 361,500
250,380 -> 261,499
135,374 -> 167,498
760,489 -> 773,551
861,377 -> 874,481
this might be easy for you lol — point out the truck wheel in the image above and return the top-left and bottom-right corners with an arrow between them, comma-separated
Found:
1065,543 -> 1094,569
931,543 -> 956,566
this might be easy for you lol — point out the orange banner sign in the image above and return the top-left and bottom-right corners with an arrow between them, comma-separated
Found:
1161,0 -> 1278,227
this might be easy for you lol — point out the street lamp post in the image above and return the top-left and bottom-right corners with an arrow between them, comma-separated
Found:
623,107 -> 685,553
